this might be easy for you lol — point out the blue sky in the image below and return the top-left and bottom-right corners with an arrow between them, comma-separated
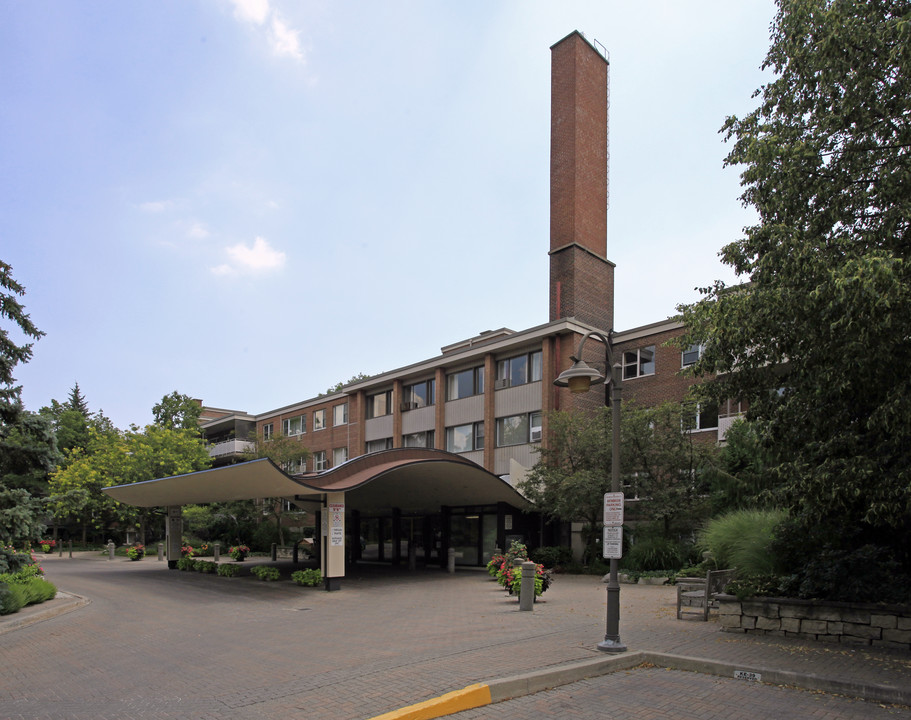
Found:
2,1 -> 776,430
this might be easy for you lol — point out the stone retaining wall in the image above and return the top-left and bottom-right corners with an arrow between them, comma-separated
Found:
716,594 -> 911,651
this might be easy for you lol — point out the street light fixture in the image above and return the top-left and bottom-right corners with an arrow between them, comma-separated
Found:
554,330 -> 627,653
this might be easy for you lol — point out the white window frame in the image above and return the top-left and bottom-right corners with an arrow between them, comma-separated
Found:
262,423 -> 273,441
313,409 -> 326,431
681,344 -> 703,368
623,346 -> 656,380
313,450 -> 327,471
333,403 -> 348,426
332,447 -> 348,467
282,415 -> 305,436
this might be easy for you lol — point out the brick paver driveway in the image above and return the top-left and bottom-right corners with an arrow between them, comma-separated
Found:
1,553 -> 908,719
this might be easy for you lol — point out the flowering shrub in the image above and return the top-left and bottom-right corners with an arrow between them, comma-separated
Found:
127,544 -> 145,561
39,539 -> 56,553
488,540 -> 552,599
251,566 -> 280,582
229,545 -> 250,561
486,554 -> 505,578
181,544 -> 195,558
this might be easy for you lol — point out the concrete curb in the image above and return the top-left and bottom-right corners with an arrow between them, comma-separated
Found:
369,649 -> 911,720
0,591 -> 90,635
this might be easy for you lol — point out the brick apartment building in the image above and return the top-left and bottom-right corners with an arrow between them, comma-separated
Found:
198,31 -> 740,565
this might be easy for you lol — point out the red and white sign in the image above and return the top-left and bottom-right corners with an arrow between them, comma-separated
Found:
603,492 -> 624,526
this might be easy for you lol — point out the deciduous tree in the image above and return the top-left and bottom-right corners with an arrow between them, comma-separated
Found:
679,0 -> 911,597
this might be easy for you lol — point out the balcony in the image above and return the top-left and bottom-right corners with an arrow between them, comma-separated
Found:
207,439 -> 255,459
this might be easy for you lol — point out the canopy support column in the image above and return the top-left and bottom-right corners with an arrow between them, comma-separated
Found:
323,492 -> 345,591
166,505 -> 182,569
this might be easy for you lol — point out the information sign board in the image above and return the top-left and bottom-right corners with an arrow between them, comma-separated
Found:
603,525 -> 623,559
603,492 -> 624,526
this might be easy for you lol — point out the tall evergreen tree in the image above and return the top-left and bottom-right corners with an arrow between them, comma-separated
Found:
0,261 -> 44,423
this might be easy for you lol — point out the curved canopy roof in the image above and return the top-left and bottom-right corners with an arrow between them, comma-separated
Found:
103,448 -> 532,514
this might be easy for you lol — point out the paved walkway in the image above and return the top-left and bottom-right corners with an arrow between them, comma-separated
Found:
1,553 -> 908,719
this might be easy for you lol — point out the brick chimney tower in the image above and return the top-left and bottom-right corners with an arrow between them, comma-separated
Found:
549,31 -> 614,330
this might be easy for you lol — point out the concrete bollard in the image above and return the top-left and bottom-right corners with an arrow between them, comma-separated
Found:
447,547 -> 456,574
213,542 -> 221,562
107,540 -> 115,560
271,543 -> 278,562
69,540 -> 73,558
519,560 -> 536,611
158,543 -> 164,561
58,541 -> 63,557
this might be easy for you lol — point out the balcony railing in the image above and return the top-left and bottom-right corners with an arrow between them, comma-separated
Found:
207,439 -> 255,458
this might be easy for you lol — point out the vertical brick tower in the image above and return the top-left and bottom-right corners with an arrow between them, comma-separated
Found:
549,31 -> 614,331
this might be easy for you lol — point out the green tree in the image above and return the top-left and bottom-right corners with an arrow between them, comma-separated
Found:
679,0 -> 911,597
622,402 -> 716,536
243,432 -> 310,546
521,403 -> 716,561
66,382 -> 90,417
520,408 -> 611,562
49,424 -> 211,545
0,261 -> 44,423
152,391 -> 202,432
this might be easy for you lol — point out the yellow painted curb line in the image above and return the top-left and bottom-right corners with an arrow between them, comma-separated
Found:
367,683 -> 492,720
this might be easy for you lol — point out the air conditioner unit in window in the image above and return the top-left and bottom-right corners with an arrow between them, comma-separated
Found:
530,430 -> 542,442
494,379 -> 510,390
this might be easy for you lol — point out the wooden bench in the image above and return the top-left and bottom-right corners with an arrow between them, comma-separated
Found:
676,568 -> 736,620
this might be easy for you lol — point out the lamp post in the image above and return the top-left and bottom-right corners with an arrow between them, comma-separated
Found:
554,330 -> 627,653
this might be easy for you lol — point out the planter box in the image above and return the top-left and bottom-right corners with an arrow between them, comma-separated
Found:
717,595 -> 911,651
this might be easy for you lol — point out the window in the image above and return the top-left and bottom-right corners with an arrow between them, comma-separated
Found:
262,423 -> 273,441
682,344 -> 703,368
282,415 -> 305,436
283,456 -> 306,474
623,346 -> 656,380
495,411 -> 543,447
446,422 -> 484,453
333,403 -> 348,426
403,430 -> 435,448
313,409 -> 326,431
313,451 -> 327,471
367,390 -> 392,419
366,438 -> 393,453
333,447 -> 348,466
402,379 -> 435,410
683,402 -> 719,431
496,350 -> 543,388
446,366 -> 484,400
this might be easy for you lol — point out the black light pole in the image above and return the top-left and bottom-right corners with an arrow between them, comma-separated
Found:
554,330 -> 627,653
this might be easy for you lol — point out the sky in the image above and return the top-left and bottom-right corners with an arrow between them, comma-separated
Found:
2,1 -> 777,430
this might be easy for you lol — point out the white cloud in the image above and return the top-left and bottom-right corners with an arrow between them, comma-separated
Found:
187,222 -> 210,239
230,0 -> 269,25
211,236 -> 286,276
270,16 -> 303,61
227,0 -> 305,63
139,200 -> 171,213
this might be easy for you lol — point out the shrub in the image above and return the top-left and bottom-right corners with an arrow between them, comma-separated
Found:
529,546 -> 573,569
0,582 -> 26,615
622,536 -> 685,572
176,556 -> 196,571
194,560 -> 217,573
217,563 -> 241,578
229,545 -> 250,561
699,508 -> 787,575
508,563 -> 552,599
0,546 -> 33,574
251,566 -> 281,582
725,574 -> 784,601
127,544 -> 145,561
291,569 -> 322,587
